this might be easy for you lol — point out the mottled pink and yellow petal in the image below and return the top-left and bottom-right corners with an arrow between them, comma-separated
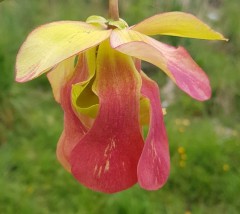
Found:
138,72 -> 170,190
15,21 -> 111,82
70,40 -> 144,193
111,30 -> 211,101
132,12 -> 227,40
47,56 -> 76,103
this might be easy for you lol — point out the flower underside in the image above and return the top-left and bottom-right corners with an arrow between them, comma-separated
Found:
15,11 -> 226,193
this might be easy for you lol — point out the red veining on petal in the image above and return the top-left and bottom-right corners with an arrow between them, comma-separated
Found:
70,41 -> 144,193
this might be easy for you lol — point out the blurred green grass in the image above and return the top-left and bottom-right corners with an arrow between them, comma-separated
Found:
0,0 -> 240,213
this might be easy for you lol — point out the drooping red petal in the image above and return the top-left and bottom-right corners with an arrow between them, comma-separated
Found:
111,29 -> 211,101
137,72 -> 170,190
70,40 -> 144,193
54,54 -> 90,171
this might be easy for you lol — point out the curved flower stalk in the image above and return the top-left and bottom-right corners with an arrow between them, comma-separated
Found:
15,4 -> 226,193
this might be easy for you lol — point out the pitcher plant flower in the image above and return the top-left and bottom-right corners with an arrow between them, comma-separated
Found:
15,0 -> 227,193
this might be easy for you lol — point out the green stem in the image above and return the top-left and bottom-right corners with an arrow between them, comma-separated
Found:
109,0 -> 119,20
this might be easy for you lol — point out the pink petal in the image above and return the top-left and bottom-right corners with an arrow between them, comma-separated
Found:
56,132 -> 71,171
70,41 -> 144,193
137,72 -> 170,190
111,30 -> 211,101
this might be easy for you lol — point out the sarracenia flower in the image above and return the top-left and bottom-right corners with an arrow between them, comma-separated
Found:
15,0 -> 226,193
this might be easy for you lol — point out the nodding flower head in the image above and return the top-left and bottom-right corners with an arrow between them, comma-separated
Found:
15,5 -> 226,193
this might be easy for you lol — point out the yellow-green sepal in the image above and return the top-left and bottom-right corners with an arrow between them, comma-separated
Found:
108,18 -> 128,29
86,15 -> 108,28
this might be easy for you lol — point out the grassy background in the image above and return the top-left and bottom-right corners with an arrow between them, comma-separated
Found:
0,0 -> 239,213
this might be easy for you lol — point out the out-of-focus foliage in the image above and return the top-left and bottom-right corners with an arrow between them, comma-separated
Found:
0,0 -> 239,213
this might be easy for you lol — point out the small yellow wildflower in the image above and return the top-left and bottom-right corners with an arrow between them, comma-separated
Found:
223,164 -> 230,172
178,146 -> 185,154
